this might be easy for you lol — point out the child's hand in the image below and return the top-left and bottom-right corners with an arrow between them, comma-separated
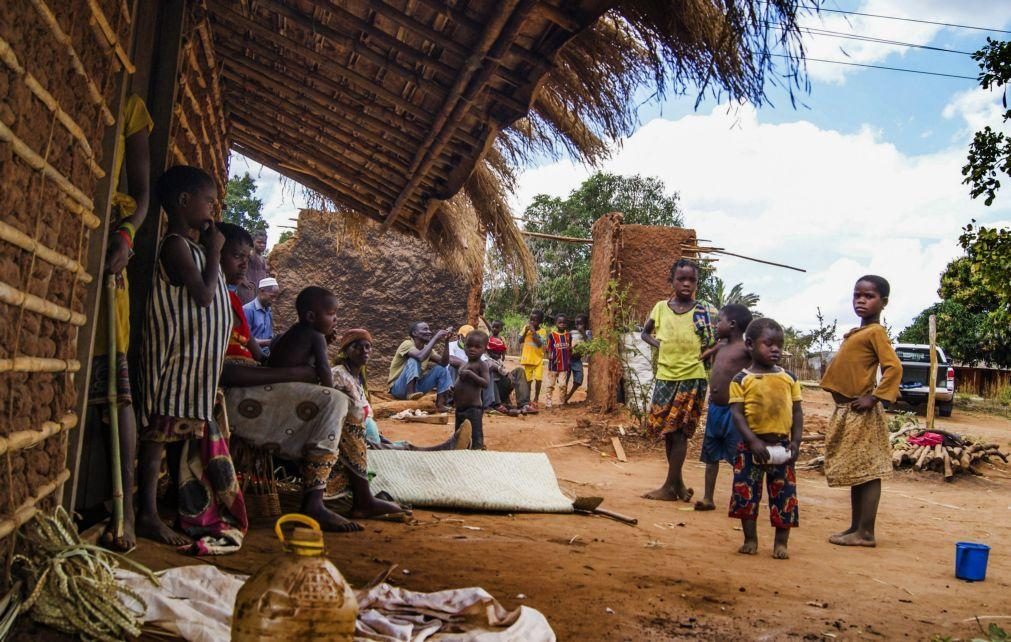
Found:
200,223 -> 224,254
788,441 -> 801,464
748,438 -> 770,464
850,395 -> 877,412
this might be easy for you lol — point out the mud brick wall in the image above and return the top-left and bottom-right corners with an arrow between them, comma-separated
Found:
170,2 -> 229,193
0,0 -> 132,555
587,214 -> 696,411
268,210 -> 480,389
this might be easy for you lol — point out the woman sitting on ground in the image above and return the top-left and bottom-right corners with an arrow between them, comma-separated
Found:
221,316 -> 406,532
332,329 -> 469,451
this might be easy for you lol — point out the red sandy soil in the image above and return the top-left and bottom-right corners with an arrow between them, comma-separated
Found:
31,389 -> 1011,641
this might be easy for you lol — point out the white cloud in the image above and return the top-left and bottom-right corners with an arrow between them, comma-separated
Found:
795,0 -> 1011,84
943,86 -> 1008,136
229,155 -> 310,247
514,103 -> 1011,333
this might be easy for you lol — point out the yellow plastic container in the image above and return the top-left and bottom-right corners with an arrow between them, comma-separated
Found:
232,514 -> 358,641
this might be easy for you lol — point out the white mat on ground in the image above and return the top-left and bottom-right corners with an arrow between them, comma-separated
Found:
367,450 -> 574,513
118,564 -> 556,641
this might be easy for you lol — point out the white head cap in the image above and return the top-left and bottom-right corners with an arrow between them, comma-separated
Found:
258,277 -> 279,289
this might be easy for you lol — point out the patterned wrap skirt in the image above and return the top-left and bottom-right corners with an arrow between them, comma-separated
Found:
824,402 -> 893,487
645,378 -> 708,440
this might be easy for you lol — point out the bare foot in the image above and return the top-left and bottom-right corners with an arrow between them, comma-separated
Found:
830,526 -> 857,540
136,512 -> 189,546
693,499 -> 716,511
679,487 -> 695,503
304,504 -> 363,533
738,540 -> 759,555
98,515 -> 136,552
772,543 -> 790,559
829,532 -> 876,547
642,486 -> 680,501
351,495 -> 410,520
408,392 -> 425,401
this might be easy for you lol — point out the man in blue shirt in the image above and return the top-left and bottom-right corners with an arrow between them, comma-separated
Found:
243,277 -> 278,354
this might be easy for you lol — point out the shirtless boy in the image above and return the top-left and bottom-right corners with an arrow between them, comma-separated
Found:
455,330 -> 491,450
266,286 -> 338,387
695,304 -> 753,511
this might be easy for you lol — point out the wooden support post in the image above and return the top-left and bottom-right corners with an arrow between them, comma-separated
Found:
64,2 -> 138,511
127,0 -> 186,395
926,314 -> 937,430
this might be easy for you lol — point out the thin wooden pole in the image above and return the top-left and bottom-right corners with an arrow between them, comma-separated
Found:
521,230 -> 594,244
706,249 -> 806,273
927,314 -> 937,429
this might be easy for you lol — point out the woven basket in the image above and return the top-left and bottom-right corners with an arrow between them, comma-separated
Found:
244,490 -> 281,519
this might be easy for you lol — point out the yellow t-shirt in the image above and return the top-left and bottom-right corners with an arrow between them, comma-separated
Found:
728,369 -> 802,437
649,300 -> 705,381
93,95 -> 153,357
387,339 -> 430,386
519,327 -> 547,367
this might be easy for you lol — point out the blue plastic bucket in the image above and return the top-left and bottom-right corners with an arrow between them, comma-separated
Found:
955,542 -> 990,582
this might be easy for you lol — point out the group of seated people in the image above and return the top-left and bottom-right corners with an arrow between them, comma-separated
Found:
97,165 -> 590,552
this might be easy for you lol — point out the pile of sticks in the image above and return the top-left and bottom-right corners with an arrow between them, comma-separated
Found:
890,427 -> 1008,480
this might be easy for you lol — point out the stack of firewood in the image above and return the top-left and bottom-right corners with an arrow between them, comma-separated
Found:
889,426 -> 1008,480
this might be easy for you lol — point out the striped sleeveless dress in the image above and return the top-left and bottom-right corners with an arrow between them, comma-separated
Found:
140,233 -> 231,427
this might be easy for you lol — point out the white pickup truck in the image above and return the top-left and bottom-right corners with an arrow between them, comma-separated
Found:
893,343 -> 955,417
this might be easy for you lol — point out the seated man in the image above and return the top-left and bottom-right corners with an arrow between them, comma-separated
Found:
388,321 -> 454,412
242,277 -> 278,356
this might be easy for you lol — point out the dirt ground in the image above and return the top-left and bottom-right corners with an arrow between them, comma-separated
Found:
124,388 -> 1010,641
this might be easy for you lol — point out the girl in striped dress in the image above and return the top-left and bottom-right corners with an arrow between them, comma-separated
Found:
136,166 -> 237,547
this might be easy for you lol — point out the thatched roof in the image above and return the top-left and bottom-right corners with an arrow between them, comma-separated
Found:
209,1 -> 807,281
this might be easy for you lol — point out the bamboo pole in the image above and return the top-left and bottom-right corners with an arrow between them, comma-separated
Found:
0,281 -> 86,326
256,0 -> 445,92
0,35 -> 104,177
85,0 -> 136,72
0,469 -> 71,540
0,414 -> 77,457
0,358 -> 81,374
63,197 -> 102,230
927,314 -> 937,429
217,61 -> 422,156
28,0 -> 114,125
0,220 -> 91,283
208,3 -> 433,122
105,276 -> 125,539
704,249 -> 806,273
0,121 -> 95,210
522,230 -> 594,244
385,0 -> 527,229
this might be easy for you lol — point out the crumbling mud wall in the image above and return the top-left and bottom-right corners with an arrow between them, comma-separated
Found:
0,0 -> 132,554
171,2 -> 229,193
587,214 -> 696,411
268,210 -> 481,387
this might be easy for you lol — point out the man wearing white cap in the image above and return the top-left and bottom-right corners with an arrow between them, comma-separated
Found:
243,277 -> 278,354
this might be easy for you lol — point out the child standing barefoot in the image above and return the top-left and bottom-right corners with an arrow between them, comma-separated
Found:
137,166 -> 235,546
544,314 -> 572,408
695,304 -> 753,511
820,275 -> 902,547
641,260 -> 718,502
728,318 -> 802,559
519,309 -> 547,406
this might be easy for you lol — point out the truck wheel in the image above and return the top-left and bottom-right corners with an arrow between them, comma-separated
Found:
938,404 -> 953,418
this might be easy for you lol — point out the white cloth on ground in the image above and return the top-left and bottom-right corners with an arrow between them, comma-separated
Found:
117,564 -> 556,642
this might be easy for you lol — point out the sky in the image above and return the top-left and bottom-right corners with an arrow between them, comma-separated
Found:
230,0 -> 1011,334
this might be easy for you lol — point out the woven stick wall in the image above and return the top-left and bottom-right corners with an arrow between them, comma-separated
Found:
171,2 -> 230,195
0,0 -> 132,567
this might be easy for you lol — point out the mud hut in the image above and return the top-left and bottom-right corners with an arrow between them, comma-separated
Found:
268,209 -> 481,377
0,0 -> 809,574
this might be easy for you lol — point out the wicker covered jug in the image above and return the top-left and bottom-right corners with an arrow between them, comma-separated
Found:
232,514 -> 358,640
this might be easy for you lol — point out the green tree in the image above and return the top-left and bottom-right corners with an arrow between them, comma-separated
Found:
897,300 -> 1002,366
278,230 -> 295,244
962,38 -> 1010,206
222,173 -> 268,233
698,276 -> 760,310
485,172 -> 683,319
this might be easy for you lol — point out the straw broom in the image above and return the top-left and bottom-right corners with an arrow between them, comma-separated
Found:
104,275 -> 125,541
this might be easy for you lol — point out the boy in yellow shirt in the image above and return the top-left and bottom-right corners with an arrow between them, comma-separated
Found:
519,309 -> 547,405
728,318 -> 803,559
